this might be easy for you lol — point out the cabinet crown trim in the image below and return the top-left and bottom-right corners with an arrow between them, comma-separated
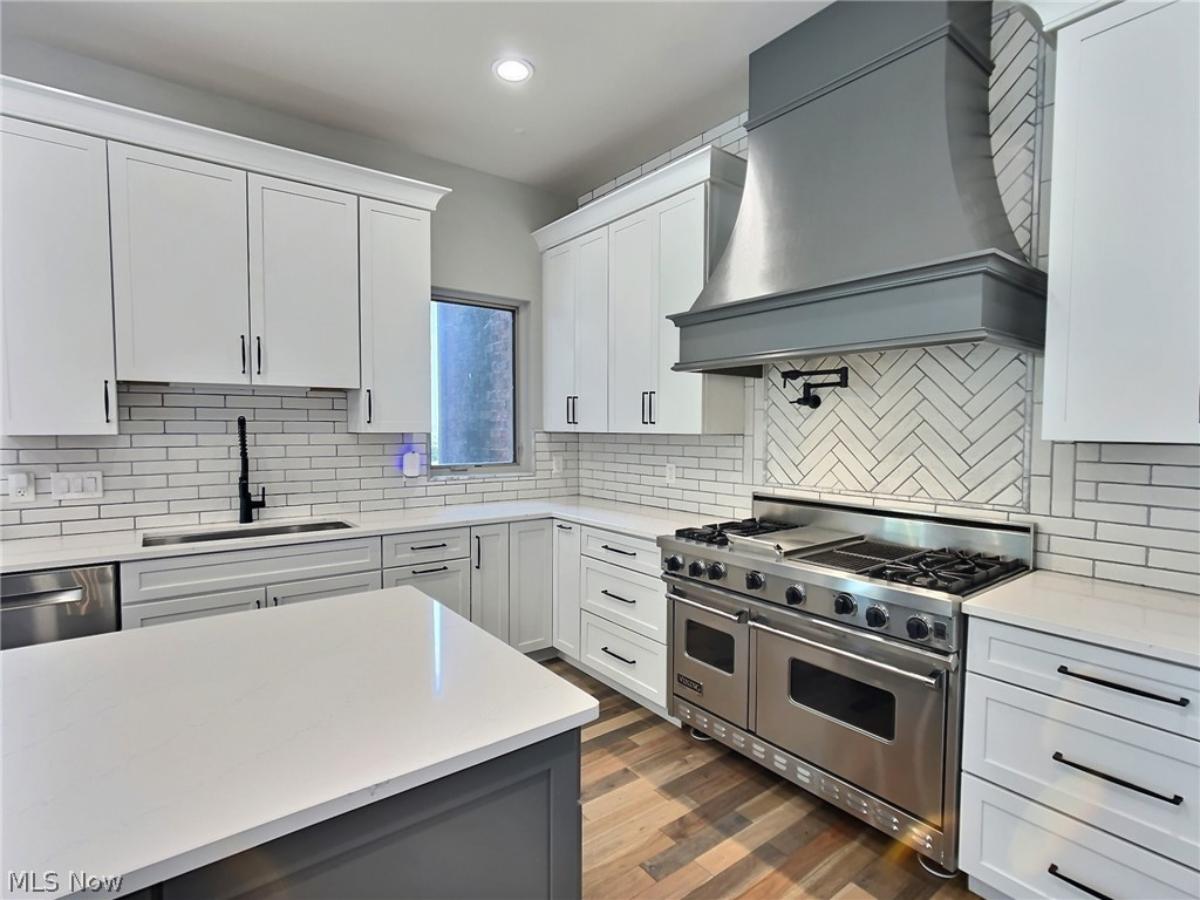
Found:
0,77 -> 452,211
532,145 -> 746,252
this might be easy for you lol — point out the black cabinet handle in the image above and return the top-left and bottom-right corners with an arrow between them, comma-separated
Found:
601,589 -> 636,605
240,335 -> 247,374
1057,665 -> 1189,706
1047,865 -> 1112,900
411,566 -> 449,576
273,597 -> 279,607
570,395 -> 578,425
475,534 -> 482,569
366,388 -> 373,424
556,523 -> 573,531
641,391 -> 648,425
649,391 -> 656,425
601,544 -> 636,557
1052,751 -> 1184,805
601,646 -> 636,665
566,395 -> 572,425
411,542 -> 448,551
103,380 -> 111,423
256,336 -> 262,375
255,599 -> 261,609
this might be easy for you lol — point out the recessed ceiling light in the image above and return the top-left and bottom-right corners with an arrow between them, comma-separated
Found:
493,58 -> 534,83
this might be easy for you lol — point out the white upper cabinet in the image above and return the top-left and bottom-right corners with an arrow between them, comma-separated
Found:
109,142 -> 250,385
350,198 -> 432,433
248,174 -> 359,389
1,118 -> 117,435
541,229 -> 609,432
1041,0 -> 1200,443
534,147 -> 746,435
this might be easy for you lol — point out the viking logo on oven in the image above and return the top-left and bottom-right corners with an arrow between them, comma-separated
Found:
676,673 -> 703,694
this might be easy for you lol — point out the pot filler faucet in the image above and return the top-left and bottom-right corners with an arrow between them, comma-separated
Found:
237,415 -> 267,524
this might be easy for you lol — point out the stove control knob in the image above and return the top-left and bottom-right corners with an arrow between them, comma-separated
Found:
865,605 -> 889,628
906,616 -> 931,641
785,585 -> 807,606
688,561 -> 706,578
833,593 -> 857,616
745,571 -> 766,590
664,555 -> 685,573
707,562 -> 727,581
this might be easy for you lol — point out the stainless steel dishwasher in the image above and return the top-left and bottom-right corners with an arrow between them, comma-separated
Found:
1,564 -> 118,650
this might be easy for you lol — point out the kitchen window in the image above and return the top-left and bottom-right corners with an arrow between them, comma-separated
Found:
430,296 -> 518,470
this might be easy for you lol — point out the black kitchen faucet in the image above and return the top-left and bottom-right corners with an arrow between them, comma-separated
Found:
237,415 -> 267,524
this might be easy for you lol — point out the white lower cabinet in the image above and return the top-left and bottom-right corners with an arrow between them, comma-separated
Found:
580,611 -> 668,709
469,523 -> 510,642
509,519 -> 553,654
122,587 -> 267,628
580,556 -> 666,643
552,521 -> 582,658
268,571 -> 383,609
384,559 -> 471,619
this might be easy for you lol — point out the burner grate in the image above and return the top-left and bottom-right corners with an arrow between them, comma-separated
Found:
863,550 -> 1026,595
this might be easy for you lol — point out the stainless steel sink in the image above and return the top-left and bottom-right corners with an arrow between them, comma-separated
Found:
142,520 -> 353,547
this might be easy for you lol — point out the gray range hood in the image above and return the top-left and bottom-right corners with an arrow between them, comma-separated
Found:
672,1 -> 1047,376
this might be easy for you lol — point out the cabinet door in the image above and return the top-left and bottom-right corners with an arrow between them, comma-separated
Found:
267,571 -> 382,608
542,242 -> 576,431
509,519 -> 553,653
351,199 -> 431,433
469,523 -> 510,642
1043,0 -> 1200,442
383,559 -> 472,619
1,118 -> 117,435
248,174 -> 359,388
122,587 -> 266,628
607,209 -> 657,433
109,142 -> 249,385
573,229 -> 610,431
552,521 -> 582,658
649,185 -> 709,434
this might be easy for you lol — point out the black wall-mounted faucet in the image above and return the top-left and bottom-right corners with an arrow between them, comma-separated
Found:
237,415 -> 266,524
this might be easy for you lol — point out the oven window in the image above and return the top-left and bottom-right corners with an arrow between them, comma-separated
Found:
788,658 -> 896,740
685,620 -> 735,674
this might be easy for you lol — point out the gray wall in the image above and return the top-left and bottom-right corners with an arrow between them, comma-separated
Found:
0,39 -> 573,305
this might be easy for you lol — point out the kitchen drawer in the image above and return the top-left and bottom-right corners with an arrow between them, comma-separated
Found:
381,528 -> 471,567
268,571 -> 382,608
960,774 -> 1199,900
580,556 -> 666,643
383,558 -> 471,620
581,526 -> 661,578
122,587 -> 266,628
580,611 -> 667,709
964,673 -> 1200,867
968,618 -> 1199,739
121,537 -> 383,604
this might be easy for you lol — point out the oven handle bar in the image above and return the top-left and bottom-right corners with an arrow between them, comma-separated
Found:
670,593 -> 748,624
749,618 -> 941,688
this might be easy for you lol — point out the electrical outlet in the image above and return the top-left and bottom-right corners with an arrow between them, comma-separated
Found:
7,471 -> 36,504
551,453 -> 563,476
50,471 -> 103,500
665,463 -> 677,485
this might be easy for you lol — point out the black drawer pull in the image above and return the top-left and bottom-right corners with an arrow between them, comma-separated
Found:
1052,751 -> 1184,805
1057,665 -> 1189,707
240,334 -> 247,374
411,566 -> 449,576
410,543 -> 448,551
601,646 -> 636,666
556,524 -> 573,531
601,544 -> 636,557
601,589 -> 636,605
1047,864 -> 1112,900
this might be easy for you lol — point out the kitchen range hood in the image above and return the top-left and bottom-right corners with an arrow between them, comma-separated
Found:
672,1 -> 1047,375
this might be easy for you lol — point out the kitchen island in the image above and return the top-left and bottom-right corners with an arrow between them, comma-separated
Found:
0,587 -> 598,899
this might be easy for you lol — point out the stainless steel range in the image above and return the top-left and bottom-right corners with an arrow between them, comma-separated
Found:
659,495 -> 1033,873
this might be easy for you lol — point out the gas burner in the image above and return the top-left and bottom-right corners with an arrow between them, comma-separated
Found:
864,549 -> 1026,596
674,518 -> 792,547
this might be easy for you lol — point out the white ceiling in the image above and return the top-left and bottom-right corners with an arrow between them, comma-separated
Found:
0,1 -> 828,197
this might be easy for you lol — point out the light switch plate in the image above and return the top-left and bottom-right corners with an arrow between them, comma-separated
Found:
552,454 -> 563,476
7,471 -> 36,504
665,463 -> 677,485
50,470 -> 103,500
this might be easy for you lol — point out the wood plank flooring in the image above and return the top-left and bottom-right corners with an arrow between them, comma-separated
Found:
546,660 -> 977,900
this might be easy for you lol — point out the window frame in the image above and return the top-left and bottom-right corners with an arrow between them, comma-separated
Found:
428,288 -> 532,478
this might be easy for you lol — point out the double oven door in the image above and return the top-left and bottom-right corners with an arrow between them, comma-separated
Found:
667,574 -> 954,825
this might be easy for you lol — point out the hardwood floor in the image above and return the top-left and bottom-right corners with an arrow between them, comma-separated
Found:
546,659 -> 977,900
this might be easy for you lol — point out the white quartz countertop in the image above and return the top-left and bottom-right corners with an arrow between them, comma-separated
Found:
0,588 -> 597,899
964,570 -> 1200,669
0,497 -> 696,574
